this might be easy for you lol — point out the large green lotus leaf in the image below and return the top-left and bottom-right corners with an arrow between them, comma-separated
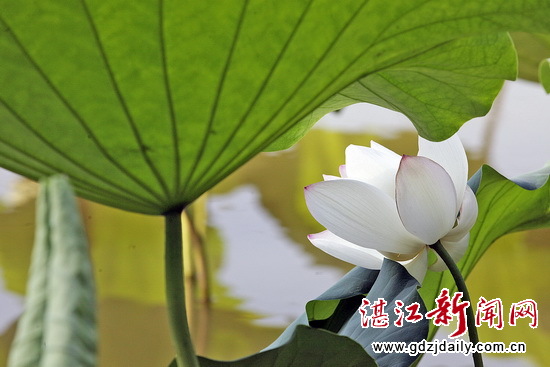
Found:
267,33 -> 517,147
194,325 -> 376,367
420,164 -> 550,337
1,1 -> 550,214
7,175 -> 96,367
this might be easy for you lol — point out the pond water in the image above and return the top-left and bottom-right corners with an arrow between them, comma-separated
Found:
0,79 -> 548,366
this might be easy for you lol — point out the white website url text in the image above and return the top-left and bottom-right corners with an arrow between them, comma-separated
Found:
371,339 -> 526,356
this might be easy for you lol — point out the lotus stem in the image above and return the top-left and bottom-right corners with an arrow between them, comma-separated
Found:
430,240 -> 483,367
165,210 -> 200,367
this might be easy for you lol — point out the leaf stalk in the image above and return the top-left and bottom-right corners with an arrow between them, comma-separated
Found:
165,211 -> 200,367
430,240 -> 483,367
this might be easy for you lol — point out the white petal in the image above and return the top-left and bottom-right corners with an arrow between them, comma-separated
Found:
307,231 -> 384,269
443,186 -> 478,242
344,144 -> 401,197
429,234 -> 470,271
371,141 -> 401,158
304,179 -> 423,255
339,165 -> 347,178
379,250 -> 417,262
418,134 -> 468,209
323,174 -> 341,181
399,247 -> 428,284
396,156 -> 458,244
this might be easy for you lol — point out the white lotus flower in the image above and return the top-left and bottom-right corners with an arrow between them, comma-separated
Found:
304,134 -> 478,284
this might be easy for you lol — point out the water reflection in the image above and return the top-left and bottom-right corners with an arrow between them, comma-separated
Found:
0,272 -> 22,335
0,79 -> 548,366
209,185 -> 343,327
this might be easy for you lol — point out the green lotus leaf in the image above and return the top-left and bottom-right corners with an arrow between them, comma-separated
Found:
195,325 -> 375,367
1,1 -> 550,214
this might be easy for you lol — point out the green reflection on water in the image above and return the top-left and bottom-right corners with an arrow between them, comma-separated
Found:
0,128 -> 547,366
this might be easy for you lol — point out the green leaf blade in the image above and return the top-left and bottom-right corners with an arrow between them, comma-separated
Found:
7,175 -> 97,367
462,165 -> 550,276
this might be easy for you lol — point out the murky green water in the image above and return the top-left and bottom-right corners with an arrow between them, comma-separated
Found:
0,81 -> 549,366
